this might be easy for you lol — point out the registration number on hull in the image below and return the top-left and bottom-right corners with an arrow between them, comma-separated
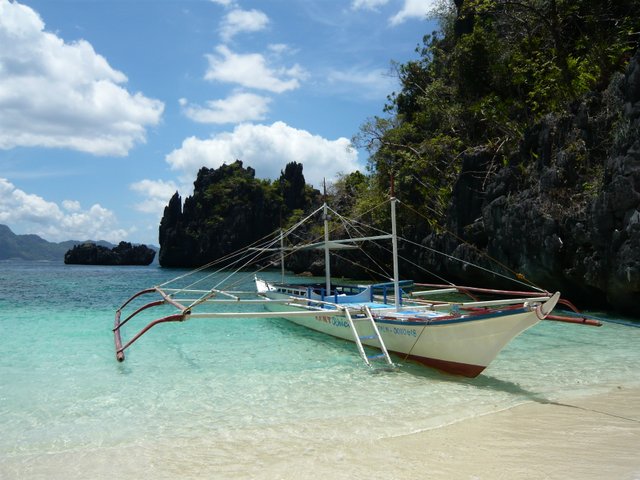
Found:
313,315 -> 417,336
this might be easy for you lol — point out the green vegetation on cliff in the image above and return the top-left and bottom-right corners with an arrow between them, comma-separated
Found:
159,161 -> 320,267
354,0 -> 639,230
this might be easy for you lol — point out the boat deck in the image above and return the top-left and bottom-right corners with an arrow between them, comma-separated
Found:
317,300 -> 450,319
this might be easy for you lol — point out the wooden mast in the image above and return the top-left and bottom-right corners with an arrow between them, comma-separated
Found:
280,229 -> 285,284
323,179 -> 331,295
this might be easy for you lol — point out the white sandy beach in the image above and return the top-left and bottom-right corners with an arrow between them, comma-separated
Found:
351,387 -> 640,480
247,386 -> 640,480
4,386 -> 639,479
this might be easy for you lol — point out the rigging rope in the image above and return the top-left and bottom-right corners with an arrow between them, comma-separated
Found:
398,200 -> 546,292
158,204 -> 328,293
157,228 -> 281,289
156,192 -> 546,297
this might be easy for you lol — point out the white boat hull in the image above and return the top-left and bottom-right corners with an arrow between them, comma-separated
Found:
262,296 -> 553,377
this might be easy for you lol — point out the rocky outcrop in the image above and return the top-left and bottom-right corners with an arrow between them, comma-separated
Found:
420,51 -> 640,314
158,160 -> 319,268
64,241 -> 156,265
159,161 -> 282,268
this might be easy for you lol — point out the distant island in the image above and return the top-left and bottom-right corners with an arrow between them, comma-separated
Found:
0,224 -> 157,264
64,241 -> 156,266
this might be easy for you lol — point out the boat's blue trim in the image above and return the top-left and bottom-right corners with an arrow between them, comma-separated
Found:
318,301 -> 396,311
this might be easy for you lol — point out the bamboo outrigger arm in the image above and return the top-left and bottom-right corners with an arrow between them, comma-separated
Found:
112,287 -> 356,362
113,287 -> 191,362
114,312 -> 188,362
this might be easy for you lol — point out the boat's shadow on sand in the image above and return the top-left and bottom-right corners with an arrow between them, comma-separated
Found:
461,374 -> 552,404
394,359 -> 554,405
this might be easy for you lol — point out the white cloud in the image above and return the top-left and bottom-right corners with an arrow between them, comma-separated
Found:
62,200 -> 81,212
351,0 -> 390,10
390,0 -> 438,25
0,177 -> 128,242
327,67 -> 398,100
220,8 -> 269,41
182,92 -> 271,124
351,0 -> 436,22
0,0 -> 164,156
204,45 -> 307,93
130,179 -> 178,214
267,43 -> 292,55
165,122 -> 359,187
210,0 -> 235,6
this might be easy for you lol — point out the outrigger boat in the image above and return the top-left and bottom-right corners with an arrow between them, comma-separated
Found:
114,194 -> 600,377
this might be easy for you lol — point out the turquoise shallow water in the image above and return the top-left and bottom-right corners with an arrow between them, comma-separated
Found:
1,261 -> 639,478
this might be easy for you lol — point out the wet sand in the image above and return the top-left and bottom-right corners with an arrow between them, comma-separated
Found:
3,387 -> 639,479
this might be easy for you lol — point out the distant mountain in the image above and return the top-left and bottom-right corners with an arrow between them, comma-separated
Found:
0,224 -> 157,262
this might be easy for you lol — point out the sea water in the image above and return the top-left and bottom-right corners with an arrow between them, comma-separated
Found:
1,260 -> 639,478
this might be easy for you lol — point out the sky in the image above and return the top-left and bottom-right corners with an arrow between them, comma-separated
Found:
0,0 -> 440,246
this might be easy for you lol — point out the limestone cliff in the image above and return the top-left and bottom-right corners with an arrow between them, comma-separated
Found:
418,52 -> 640,314
158,160 -> 319,268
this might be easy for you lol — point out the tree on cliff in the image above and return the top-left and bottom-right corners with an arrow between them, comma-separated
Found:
356,0 -> 639,223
